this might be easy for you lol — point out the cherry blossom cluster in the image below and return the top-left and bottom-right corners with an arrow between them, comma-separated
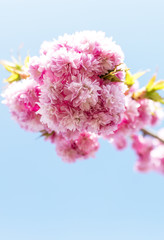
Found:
1,31 -> 164,174
132,131 -> 164,174
28,31 -> 125,137
106,92 -> 163,150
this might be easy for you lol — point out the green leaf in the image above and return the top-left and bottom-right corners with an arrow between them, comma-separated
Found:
132,70 -> 147,81
24,56 -> 30,68
3,65 -> 16,73
0,60 -> 15,68
125,71 -> 134,86
146,91 -> 164,104
100,64 -> 124,82
103,74 -> 122,82
15,64 -> 22,71
4,73 -> 20,83
0,60 -> 22,73
40,130 -> 55,138
146,75 -> 156,92
125,70 -> 147,87
152,80 -> 164,91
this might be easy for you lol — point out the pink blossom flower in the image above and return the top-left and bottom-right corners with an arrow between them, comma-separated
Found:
29,31 -> 126,138
2,79 -> 44,132
132,134 -> 164,174
37,75 -> 125,137
150,145 -> 164,174
45,131 -> 99,162
106,96 -> 164,149
104,96 -> 140,149
29,56 -> 49,85
132,134 -> 156,172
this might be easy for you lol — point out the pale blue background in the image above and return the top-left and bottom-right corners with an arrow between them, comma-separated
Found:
0,0 -> 164,239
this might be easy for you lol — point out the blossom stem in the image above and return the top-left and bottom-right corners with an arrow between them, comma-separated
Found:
141,128 -> 164,144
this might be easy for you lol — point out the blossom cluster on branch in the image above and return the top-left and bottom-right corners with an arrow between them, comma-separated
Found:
1,31 -> 164,174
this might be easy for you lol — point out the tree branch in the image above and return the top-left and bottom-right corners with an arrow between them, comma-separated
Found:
141,128 -> 164,144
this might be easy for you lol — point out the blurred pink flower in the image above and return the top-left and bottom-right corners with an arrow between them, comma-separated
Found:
2,79 -> 44,132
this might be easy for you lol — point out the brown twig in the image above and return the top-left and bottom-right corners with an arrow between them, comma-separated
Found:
141,128 -> 164,144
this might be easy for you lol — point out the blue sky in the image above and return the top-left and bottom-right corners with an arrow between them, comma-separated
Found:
0,0 -> 164,239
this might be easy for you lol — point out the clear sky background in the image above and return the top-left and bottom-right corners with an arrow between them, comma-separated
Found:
0,0 -> 164,239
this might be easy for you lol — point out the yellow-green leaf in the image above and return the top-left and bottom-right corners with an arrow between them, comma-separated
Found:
100,66 -> 124,82
125,71 -> 134,86
24,56 -> 30,68
152,80 -> 164,91
0,60 -> 22,73
0,60 -> 15,68
132,70 -> 147,81
146,75 -> 156,92
146,91 -> 164,104
4,65 -> 16,73
4,73 -> 20,83
39,130 -> 55,138
125,70 -> 147,87
15,64 -> 22,71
